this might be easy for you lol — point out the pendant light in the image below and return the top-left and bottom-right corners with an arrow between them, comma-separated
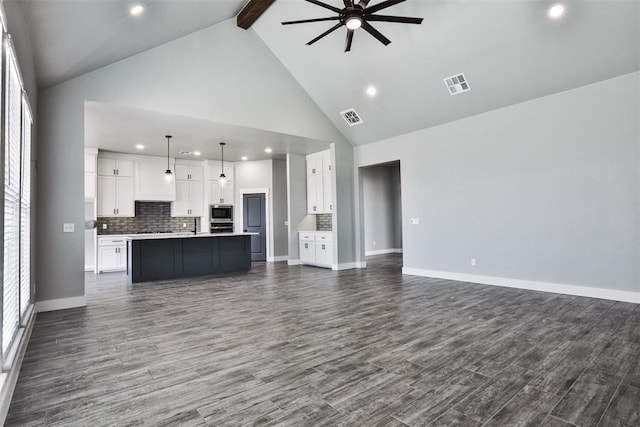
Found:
164,135 -> 173,183
219,142 -> 227,187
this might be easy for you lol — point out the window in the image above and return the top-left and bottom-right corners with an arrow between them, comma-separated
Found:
1,33 -> 33,361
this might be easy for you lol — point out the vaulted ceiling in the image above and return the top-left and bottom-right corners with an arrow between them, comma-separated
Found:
9,0 -> 640,157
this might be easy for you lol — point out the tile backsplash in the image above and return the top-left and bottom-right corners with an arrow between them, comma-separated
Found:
97,201 -> 200,235
316,214 -> 332,231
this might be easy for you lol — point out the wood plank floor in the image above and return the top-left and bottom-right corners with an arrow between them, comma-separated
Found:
6,254 -> 640,426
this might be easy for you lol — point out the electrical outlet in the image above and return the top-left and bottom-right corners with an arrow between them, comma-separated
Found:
183,223 -> 187,228
102,223 -> 107,229
410,218 -> 420,225
471,258 -> 477,266
63,223 -> 74,233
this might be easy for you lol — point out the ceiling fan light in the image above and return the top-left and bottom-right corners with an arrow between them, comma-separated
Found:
346,17 -> 362,30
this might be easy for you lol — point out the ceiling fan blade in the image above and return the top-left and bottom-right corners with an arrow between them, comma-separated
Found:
366,0 -> 405,14
366,14 -> 423,24
305,0 -> 343,14
343,0 -> 354,7
345,29 -> 355,52
307,22 -> 344,45
361,21 -> 391,45
282,16 -> 341,25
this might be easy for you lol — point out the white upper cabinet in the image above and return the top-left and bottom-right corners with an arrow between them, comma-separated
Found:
134,157 -> 176,201
175,164 -> 204,181
97,158 -> 133,177
97,174 -> 134,217
84,149 -> 97,200
210,181 -> 234,206
208,161 -> 234,205
97,156 -> 134,217
208,163 -> 234,183
307,155 -> 322,176
173,163 -> 204,217
306,150 -> 332,214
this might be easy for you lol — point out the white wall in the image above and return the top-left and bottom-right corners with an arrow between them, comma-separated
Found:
35,18 -> 356,305
356,72 -> 640,297
362,164 -> 402,254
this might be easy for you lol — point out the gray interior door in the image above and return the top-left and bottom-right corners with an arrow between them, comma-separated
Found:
243,193 -> 266,261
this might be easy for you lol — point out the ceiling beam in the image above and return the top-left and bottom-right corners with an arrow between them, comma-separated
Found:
237,0 -> 277,30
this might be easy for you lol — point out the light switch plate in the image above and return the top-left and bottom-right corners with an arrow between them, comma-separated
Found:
63,223 -> 75,233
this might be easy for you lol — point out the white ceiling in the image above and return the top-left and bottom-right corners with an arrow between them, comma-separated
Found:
15,0 -> 247,89
254,0 -> 640,146
85,101 -> 330,162
11,0 -> 640,152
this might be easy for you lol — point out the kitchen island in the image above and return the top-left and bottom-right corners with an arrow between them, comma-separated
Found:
126,233 -> 252,284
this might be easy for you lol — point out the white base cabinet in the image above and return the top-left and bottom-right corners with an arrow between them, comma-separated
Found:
299,231 -> 333,268
98,236 -> 127,272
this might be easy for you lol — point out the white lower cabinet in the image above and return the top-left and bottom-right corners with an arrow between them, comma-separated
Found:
98,236 -> 127,272
299,231 -> 333,268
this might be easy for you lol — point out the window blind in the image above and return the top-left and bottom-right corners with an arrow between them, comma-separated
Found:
2,44 -> 22,355
19,96 -> 31,319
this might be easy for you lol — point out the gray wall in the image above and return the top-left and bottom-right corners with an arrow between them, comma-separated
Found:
35,19 -> 356,303
286,154 -> 315,262
390,165 -> 402,249
272,159 -> 288,258
362,164 -> 402,253
356,72 -> 640,293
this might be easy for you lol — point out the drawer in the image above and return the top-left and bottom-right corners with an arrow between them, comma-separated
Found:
299,232 -> 316,242
315,231 -> 332,242
98,237 -> 127,246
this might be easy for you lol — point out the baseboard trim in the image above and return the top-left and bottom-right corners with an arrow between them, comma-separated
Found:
365,248 -> 403,256
35,296 -> 87,313
269,256 -> 289,263
288,259 -> 301,266
402,268 -> 640,304
333,262 -> 367,271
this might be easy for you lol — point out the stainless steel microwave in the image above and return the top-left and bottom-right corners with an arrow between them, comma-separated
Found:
210,204 -> 233,222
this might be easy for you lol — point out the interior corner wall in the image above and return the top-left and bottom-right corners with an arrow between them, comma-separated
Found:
34,18 -> 357,304
286,153 -> 313,262
332,141 -> 356,266
362,166 -> 396,253
355,72 -> 640,294
390,164 -> 403,250
272,159 -> 288,258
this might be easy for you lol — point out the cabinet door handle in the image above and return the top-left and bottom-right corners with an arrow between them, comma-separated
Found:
322,244 -> 325,250
113,169 -> 116,175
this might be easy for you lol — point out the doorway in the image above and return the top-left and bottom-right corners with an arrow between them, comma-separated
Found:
243,193 -> 267,261
360,161 -> 403,264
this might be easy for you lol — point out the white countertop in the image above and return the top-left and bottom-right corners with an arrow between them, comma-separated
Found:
125,232 -> 255,241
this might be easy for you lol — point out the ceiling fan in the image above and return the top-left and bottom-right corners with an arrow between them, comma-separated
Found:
282,0 -> 423,52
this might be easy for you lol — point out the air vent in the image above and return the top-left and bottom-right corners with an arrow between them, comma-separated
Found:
340,108 -> 364,127
444,73 -> 470,95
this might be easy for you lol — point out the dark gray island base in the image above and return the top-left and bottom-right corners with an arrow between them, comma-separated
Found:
126,234 -> 252,284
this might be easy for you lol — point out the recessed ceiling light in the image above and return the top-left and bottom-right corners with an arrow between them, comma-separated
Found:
241,156 -> 248,161
135,144 -> 144,150
193,151 -> 201,156
265,148 -> 272,153
548,3 -> 565,19
130,4 -> 144,16
366,86 -> 378,97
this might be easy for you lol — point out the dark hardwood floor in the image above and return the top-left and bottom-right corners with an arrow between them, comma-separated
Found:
6,254 -> 640,426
